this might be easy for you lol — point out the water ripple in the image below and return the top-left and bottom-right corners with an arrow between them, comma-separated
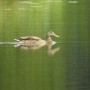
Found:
68,1 -> 78,3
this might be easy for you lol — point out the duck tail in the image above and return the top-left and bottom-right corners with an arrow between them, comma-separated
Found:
14,39 -> 20,42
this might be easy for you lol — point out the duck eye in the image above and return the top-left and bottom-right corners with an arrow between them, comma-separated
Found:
51,32 -> 55,34
50,31 -> 54,34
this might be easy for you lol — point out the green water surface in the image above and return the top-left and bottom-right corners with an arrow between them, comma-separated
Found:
0,0 -> 90,90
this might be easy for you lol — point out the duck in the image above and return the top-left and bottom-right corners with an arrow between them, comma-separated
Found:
14,31 -> 59,47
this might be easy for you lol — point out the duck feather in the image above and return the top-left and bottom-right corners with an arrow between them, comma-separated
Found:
19,36 -> 42,40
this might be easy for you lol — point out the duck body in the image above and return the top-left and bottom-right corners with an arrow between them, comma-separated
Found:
14,31 -> 59,48
14,36 -> 46,46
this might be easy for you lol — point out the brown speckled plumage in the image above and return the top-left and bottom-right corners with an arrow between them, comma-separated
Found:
14,31 -> 59,47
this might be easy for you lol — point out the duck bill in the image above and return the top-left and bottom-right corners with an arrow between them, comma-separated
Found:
54,34 -> 59,37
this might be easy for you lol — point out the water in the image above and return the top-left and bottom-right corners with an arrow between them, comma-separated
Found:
0,0 -> 90,90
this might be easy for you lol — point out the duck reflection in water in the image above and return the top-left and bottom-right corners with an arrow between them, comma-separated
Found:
14,31 -> 60,55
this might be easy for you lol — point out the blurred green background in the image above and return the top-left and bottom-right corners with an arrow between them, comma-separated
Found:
0,0 -> 90,90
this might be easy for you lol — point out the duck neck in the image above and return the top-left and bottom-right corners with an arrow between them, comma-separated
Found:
46,36 -> 52,44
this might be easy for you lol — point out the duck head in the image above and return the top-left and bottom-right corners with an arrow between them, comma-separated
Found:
46,31 -> 59,44
47,31 -> 59,37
